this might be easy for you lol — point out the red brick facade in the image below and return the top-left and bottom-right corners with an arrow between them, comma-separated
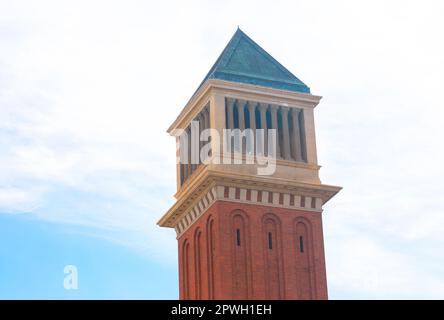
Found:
178,200 -> 328,300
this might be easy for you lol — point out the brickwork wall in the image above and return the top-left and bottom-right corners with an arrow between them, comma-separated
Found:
178,200 -> 328,300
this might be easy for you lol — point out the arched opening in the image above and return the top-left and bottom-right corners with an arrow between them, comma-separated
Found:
206,217 -> 215,299
294,219 -> 314,299
194,229 -> 202,299
229,210 -> 253,299
232,213 -> 248,299
182,240 -> 190,300
262,214 -> 283,299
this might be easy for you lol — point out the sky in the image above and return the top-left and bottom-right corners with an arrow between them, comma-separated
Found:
1,0 -> 444,299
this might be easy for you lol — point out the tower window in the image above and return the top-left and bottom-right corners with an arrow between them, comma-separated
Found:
233,103 -> 239,128
266,109 -> 272,128
268,232 -> 273,249
255,108 -> 261,129
311,197 -> 316,209
299,236 -> 304,253
236,228 -> 241,246
245,107 -> 251,128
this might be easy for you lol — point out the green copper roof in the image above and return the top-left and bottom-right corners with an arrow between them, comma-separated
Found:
197,28 -> 310,94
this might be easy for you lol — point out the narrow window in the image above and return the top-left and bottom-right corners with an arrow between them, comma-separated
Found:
233,103 -> 239,128
268,232 -> 273,249
236,228 -> 241,246
224,186 -> 229,198
255,108 -> 261,129
299,236 -> 304,253
290,194 -> 295,206
311,197 -> 316,208
245,108 -> 251,128
266,109 -> 272,128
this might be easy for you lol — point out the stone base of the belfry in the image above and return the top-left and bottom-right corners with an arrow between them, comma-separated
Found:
177,200 -> 328,300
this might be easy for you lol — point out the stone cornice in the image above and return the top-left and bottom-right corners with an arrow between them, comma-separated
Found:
167,79 -> 322,133
173,155 -> 321,200
171,184 -> 327,239
157,169 -> 341,230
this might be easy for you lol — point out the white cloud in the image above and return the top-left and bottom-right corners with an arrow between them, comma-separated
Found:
327,232 -> 444,299
0,187 -> 40,212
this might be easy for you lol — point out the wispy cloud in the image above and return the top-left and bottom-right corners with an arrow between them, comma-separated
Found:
0,0 -> 183,261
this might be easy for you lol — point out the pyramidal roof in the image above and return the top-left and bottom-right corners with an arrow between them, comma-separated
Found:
197,28 -> 310,94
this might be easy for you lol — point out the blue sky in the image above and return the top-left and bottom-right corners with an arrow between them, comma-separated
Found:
0,214 -> 177,299
1,0 -> 444,299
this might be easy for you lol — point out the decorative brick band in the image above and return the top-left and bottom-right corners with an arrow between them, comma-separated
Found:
175,187 -> 218,237
175,185 -> 323,238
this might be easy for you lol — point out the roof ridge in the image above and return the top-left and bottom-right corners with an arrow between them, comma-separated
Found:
192,28 -> 310,99
233,29 -> 299,81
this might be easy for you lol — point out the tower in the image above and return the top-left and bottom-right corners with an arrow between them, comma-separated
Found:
158,29 -> 341,300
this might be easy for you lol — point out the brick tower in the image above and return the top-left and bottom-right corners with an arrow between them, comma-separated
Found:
158,29 -> 341,300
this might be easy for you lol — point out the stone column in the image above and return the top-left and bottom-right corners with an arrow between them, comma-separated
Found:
204,107 -> 210,130
291,108 -> 303,162
187,126 -> 192,177
179,134 -> 186,186
203,107 -> 211,158
238,100 -> 245,130
281,107 -> 291,160
270,106 -> 281,158
191,117 -> 200,172
210,93 -> 225,162
225,98 -> 237,155
198,112 -> 205,164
